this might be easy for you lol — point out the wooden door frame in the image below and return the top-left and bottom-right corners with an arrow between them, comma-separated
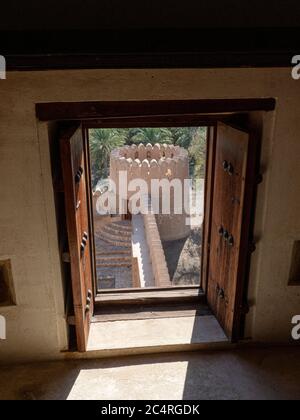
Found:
201,125 -> 217,295
86,116 -> 260,343
38,99 -> 275,340
82,126 -> 98,300
36,99 -> 275,122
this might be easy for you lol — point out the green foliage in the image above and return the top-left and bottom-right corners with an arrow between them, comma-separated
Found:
169,127 -> 198,149
89,126 -> 207,185
188,127 -> 207,179
129,128 -> 173,145
89,128 -> 126,187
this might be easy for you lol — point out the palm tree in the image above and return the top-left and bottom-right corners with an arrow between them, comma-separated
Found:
130,128 -> 173,145
188,127 -> 207,179
169,127 -> 197,149
89,128 -> 126,187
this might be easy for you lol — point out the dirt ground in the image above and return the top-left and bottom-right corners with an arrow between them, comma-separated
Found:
163,227 -> 202,286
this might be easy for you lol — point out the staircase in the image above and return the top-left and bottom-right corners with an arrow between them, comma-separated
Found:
98,220 -> 132,248
96,252 -> 132,268
95,219 -> 133,289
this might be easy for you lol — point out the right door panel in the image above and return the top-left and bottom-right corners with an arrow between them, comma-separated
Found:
207,122 -> 249,338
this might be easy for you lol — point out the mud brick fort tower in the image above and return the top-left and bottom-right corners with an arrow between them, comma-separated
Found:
110,143 -> 191,241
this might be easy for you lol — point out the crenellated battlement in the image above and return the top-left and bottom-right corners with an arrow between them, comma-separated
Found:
110,143 -> 189,184
109,143 -> 191,241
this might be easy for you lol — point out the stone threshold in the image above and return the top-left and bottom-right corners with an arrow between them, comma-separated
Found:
65,315 -> 230,360
94,287 -> 204,306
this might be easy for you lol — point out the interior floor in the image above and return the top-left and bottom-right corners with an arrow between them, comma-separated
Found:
1,347 -> 299,400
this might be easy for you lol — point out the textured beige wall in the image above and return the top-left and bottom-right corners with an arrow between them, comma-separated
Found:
0,68 -> 299,362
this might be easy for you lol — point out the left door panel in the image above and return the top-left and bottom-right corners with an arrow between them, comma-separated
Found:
60,124 -> 93,351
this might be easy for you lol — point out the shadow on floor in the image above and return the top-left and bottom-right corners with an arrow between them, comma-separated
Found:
182,345 -> 300,400
1,346 -> 300,400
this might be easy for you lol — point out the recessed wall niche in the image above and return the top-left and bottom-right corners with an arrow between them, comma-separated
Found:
288,241 -> 300,286
0,260 -> 16,306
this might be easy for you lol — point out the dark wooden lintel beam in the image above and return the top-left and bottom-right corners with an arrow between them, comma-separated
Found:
36,99 -> 276,122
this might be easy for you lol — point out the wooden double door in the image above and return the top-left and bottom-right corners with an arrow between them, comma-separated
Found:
59,121 -> 257,351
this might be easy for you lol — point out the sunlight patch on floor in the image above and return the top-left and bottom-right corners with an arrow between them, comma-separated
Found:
67,360 -> 189,400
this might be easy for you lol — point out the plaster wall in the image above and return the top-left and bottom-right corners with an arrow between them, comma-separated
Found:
0,68 -> 299,362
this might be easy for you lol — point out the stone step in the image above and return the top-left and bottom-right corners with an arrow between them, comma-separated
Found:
96,255 -> 132,263
101,232 -> 131,248
100,240 -> 131,248
103,224 -> 132,237
97,276 -> 116,290
111,221 -> 132,232
99,238 -> 131,248
109,216 -> 122,223
100,225 -> 132,240
87,315 -> 230,356
99,229 -> 132,247
96,261 -> 132,268
96,249 -> 131,256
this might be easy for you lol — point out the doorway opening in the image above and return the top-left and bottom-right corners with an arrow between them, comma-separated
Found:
39,98 -> 275,352
88,127 -> 207,292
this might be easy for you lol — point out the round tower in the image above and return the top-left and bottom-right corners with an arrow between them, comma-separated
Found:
109,143 -> 190,241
